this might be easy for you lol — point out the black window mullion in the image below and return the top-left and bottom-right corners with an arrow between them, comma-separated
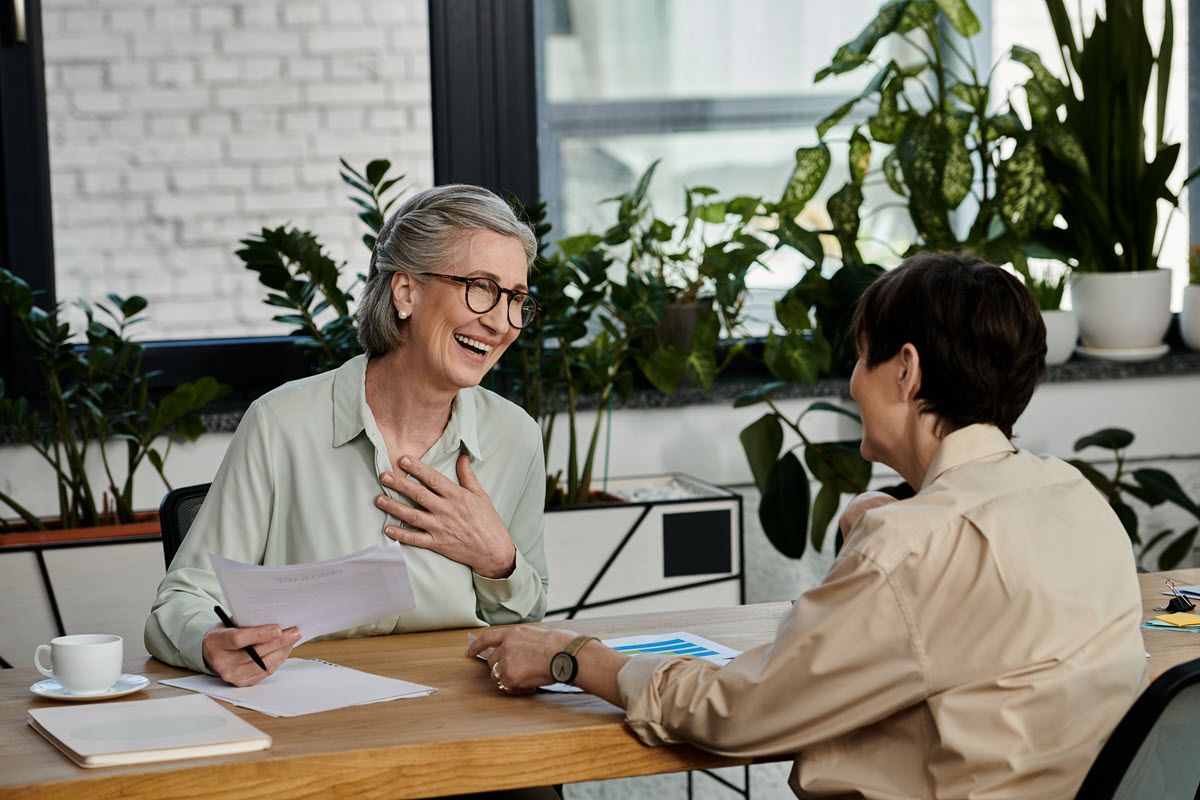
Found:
428,0 -> 539,206
0,0 -> 54,395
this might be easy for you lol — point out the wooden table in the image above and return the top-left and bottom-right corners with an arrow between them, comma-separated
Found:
1140,567 -> 1200,680
0,603 -> 793,800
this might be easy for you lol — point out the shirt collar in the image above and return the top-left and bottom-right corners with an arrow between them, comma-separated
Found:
332,355 -> 370,447
330,354 -> 485,462
920,424 -> 1017,491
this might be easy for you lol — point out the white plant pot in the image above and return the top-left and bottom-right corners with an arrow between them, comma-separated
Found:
1071,268 -> 1173,350
542,473 -> 742,620
1041,309 -> 1078,365
1182,284 -> 1200,351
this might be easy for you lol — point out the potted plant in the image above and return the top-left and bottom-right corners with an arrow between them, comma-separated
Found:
1023,0 -> 1197,357
1013,260 -> 1076,365
803,0 -> 1060,269
0,269 -> 229,534
595,159 -> 769,394
237,158 -> 404,374
1182,245 -> 1200,351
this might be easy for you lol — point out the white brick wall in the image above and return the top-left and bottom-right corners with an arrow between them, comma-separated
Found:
44,0 -> 433,340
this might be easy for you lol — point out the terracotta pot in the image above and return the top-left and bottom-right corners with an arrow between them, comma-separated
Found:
1071,268 -> 1172,351
1182,285 -> 1200,351
660,299 -> 714,389
1042,309 -> 1078,365
0,513 -> 160,547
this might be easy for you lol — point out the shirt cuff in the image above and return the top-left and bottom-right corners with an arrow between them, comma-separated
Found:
618,653 -> 686,746
472,546 -> 542,619
180,612 -> 220,675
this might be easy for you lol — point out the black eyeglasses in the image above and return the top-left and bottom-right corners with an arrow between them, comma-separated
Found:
425,273 -> 542,329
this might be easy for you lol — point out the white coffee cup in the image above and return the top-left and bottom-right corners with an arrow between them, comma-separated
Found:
34,634 -> 123,696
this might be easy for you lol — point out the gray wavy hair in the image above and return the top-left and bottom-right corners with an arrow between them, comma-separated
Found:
356,184 -> 538,356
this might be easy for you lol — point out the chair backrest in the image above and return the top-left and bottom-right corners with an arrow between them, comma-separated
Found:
159,483 -> 211,569
1074,656 -> 1200,800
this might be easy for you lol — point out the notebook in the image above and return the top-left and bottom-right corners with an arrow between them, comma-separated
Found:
27,693 -> 271,768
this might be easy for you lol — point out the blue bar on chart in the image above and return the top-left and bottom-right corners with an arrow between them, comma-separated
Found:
610,638 -> 720,658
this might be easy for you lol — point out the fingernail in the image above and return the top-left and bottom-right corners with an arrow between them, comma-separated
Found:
376,496 -> 387,508
381,472 -> 394,486
400,456 -> 412,468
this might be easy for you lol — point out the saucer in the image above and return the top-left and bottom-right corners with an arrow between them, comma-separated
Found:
1075,343 -> 1170,362
31,673 -> 150,701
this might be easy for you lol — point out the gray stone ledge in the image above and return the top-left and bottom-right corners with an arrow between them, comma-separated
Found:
5,349 -> 1199,442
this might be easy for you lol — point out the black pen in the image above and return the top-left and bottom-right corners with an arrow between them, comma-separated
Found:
213,605 -> 268,672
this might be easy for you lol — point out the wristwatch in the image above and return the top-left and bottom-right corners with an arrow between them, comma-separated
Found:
550,634 -> 599,684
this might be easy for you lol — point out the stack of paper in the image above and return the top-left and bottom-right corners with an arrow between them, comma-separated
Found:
28,694 -> 270,768
162,658 -> 435,717
1145,612 -> 1200,630
209,545 -> 416,644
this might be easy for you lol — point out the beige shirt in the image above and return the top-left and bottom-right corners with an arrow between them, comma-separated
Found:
619,424 -> 1147,800
145,354 -> 548,674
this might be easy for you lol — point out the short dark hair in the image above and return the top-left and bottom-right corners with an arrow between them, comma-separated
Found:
850,252 -> 1046,438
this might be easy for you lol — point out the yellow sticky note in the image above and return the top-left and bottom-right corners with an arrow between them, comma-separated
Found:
1154,613 -> 1200,627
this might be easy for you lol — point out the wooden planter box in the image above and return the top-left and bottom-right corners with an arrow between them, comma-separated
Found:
543,473 -> 743,620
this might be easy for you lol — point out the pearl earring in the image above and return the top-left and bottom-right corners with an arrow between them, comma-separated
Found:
398,310 -> 409,320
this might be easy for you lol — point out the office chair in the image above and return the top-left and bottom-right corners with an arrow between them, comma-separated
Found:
1073,656 -> 1200,800
159,483 -> 211,569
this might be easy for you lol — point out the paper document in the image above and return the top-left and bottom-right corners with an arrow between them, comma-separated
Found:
1164,584 -> 1200,599
470,631 -> 741,693
210,544 -> 415,643
162,658 -> 436,717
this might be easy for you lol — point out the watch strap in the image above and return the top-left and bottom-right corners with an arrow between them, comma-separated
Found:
563,634 -> 599,657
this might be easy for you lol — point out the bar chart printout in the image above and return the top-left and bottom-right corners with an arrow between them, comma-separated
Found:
604,632 -> 741,666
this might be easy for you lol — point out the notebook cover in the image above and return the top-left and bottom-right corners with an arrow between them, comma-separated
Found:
27,693 -> 271,768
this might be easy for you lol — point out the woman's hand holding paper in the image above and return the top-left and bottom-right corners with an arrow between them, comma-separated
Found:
202,623 -> 301,687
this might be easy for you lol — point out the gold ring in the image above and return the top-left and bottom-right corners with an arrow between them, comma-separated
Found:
491,661 -> 501,679
497,681 -> 508,692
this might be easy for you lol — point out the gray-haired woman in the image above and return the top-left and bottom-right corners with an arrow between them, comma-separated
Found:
146,184 -> 549,687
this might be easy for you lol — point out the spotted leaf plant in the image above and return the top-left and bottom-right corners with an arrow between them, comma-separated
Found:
788,0 -> 1063,270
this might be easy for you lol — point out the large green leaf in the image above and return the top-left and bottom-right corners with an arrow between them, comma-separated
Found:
782,145 -> 832,205
1010,45 -> 1068,108
996,144 -> 1060,238
1159,525 -> 1199,571
739,413 -> 784,493
810,483 -> 841,554
869,77 -> 907,144
1113,500 -> 1139,544
842,0 -> 911,60
1133,468 -> 1200,517
763,330 -> 828,385
882,150 -> 906,195
848,129 -> 871,187
733,381 -> 788,408
817,98 -> 859,140
1074,428 -> 1134,452
759,451 -> 811,559
935,0 -> 980,37
827,182 -> 864,262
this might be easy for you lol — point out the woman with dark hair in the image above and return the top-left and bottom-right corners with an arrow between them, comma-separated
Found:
147,185 -> 550,688
471,252 -> 1147,799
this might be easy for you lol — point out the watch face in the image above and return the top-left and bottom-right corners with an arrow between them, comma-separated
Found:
550,651 -> 576,684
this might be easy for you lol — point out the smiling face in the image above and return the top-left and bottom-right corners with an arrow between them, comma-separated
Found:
392,228 -> 527,395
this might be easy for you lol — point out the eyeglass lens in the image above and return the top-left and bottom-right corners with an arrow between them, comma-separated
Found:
464,278 -> 538,328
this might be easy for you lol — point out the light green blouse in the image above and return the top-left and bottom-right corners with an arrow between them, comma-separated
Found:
145,354 -> 548,674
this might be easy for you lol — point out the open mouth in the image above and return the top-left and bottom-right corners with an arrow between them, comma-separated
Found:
455,333 -> 493,357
